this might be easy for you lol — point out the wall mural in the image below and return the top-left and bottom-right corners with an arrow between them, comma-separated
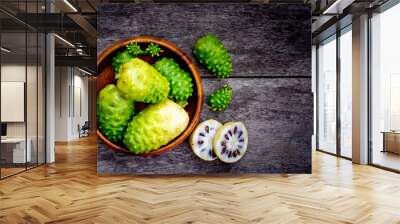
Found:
97,3 -> 312,174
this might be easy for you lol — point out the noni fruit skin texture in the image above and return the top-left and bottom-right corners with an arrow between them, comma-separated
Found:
208,85 -> 233,111
123,99 -> 189,154
112,50 -> 133,77
193,34 -> 232,78
97,84 -> 135,143
154,57 -> 193,103
116,58 -> 170,103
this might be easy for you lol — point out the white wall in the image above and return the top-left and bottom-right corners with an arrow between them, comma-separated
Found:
1,63 -> 46,164
72,73 -> 89,138
1,65 -> 26,139
1,65 -> 41,138
55,66 -> 70,141
54,67 -> 89,141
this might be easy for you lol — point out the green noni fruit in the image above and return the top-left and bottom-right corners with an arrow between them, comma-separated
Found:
193,34 -> 232,78
123,99 -> 189,154
97,84 -> 135,143
154,57 -> 193,105
116,58 -> 170,103
208,85 -> 233,111
112,50 -> 133,77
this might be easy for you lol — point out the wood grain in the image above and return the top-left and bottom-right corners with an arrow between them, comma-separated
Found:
1,136 -> 400,223
98,78 -> 313,174
97,3 -> 311,78
97,3 -> 312,174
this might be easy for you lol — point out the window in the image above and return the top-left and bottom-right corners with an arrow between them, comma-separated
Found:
316,25 -> 353,159
0,1 -> 46,179
370,3 -> 400,171
317,35 -> 337,154
339,27 -> 352,158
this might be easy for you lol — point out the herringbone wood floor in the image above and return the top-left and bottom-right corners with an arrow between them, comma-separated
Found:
1,135 -> 400,224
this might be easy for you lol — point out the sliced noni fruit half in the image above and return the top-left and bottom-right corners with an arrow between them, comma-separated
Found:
190,119 -> 222,161
213,122 -> 248,163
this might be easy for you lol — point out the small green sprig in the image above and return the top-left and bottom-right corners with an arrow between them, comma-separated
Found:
126,43 -> 145,56
146,43 -> 163,57
126,43 -> 163,57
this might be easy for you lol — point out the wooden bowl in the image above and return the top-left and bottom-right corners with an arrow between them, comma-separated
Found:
97,36 -> 203,156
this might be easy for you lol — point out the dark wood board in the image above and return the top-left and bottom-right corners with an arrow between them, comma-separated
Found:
97,3 -> 311,78
98,78 -> 313,174
97,3 -> 312,174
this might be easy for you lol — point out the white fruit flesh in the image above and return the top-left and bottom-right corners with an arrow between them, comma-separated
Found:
213,122 -> 248,163
190,119 -> 222,161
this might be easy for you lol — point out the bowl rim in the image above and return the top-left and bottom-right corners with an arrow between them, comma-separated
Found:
97,36 -> 203,156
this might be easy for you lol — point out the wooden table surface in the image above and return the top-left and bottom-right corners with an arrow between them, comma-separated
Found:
97,3 -> 313,174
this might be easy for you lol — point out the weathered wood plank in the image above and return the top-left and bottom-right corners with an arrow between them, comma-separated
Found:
97,3 -> 312,174
97,3 -> 311,78
98,78 -> 313,174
